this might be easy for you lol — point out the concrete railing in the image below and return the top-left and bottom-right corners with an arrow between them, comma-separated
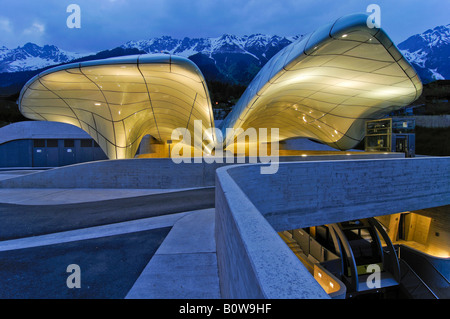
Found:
215,165 -> 330,299
0,153 -> 403,189
215,157 -> 450,299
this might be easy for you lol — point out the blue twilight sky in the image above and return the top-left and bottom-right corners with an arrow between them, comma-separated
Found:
0,0 -> 448,53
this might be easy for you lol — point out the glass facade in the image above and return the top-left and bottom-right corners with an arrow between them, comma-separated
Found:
19,13 -> 422,158
220,13 -> 422,151
19,55 -> 215,159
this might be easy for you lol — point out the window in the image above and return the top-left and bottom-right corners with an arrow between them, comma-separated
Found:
46,139 -> 58,147
33,139 -> 45,148
64,139 -> 75,148
81,139 -> 93,147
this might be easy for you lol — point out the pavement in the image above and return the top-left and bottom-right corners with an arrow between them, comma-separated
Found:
0,179 -> 221,299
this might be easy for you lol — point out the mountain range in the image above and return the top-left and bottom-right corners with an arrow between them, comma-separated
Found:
398,24 -> 450,83
0,23 -> 449,96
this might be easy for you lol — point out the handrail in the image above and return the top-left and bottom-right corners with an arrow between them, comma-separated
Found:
399,259 -> 439,299
330,224 -> 359,292
369,217 -> 401,282
399,245 -> 450,285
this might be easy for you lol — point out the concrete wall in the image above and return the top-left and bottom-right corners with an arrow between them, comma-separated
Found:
0,158 -> 224,189
415,206 -> 450,277
215,166 -> 329,299
227,157 -> 450,231
393,115 -> 450,128
0,153 -> 403,189
215,157 -> 450,299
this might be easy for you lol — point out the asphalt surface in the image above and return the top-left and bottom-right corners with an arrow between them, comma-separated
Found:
0,187 -> 216,299
0,228 -> 171,299
0,187 -> 215,240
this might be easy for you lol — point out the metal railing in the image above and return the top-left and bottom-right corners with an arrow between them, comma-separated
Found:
398,245 -> 449,298
399,259 -> 438,299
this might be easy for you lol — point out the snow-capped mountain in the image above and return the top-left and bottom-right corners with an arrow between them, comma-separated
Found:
121,34 -> 298,61
0,34 -> 299,86
0,23 -> 449,90
121,34 -> 300,84
0,42 -> 87,73
398,24 -> 450,83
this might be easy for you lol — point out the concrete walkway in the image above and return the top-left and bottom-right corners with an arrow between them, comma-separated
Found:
0,188 -> 199,205
126,209 -> 220,299
0,170 -> 44,181
0,187 -> 221,299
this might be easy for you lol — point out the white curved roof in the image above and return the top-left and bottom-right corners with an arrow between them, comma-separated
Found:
220,13 -> 422,150
19,54 -> 215,159
18,13 -> 422,157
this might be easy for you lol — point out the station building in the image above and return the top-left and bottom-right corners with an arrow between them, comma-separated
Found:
0,13 -> 448,299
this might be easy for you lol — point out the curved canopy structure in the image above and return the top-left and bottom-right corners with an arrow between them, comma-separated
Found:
220,13 -> 422,150
19,54 -> 215,159
19,13 -> 422,158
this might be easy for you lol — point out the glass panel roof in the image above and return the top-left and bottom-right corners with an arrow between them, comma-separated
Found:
220,13 -> 422,150
19,13 -> 422,158
19,54 -> 215,159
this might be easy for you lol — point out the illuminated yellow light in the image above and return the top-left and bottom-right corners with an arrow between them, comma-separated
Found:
212,16 -> 422,152
424,246 -> 450,258
16,54 -> 216,160
301,154 -> 307,157
318,272 -> 322,278
19,14 -> 423,158
337,80 -> 364,88
329,282 -> 334,288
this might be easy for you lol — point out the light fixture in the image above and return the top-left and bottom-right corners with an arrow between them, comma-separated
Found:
342,34 -> 348,38
94,103 -> 101,106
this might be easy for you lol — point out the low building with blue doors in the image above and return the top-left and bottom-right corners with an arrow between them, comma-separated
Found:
0,121 -> 107,168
